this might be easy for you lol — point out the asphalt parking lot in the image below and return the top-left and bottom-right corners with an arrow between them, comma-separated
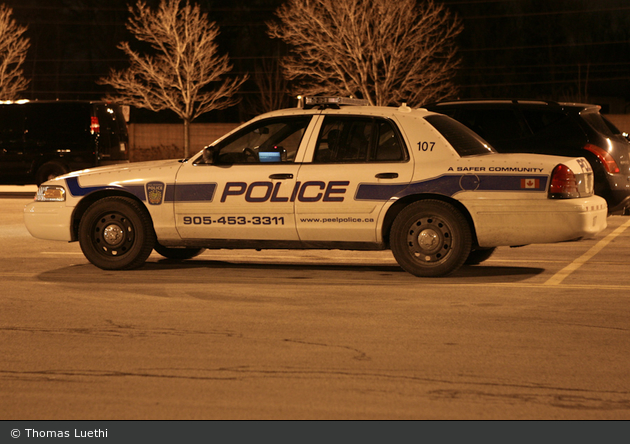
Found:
1,194 -> 630,419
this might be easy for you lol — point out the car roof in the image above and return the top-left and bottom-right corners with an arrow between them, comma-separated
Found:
257,104 -> 438,120
425,99 -> 600,112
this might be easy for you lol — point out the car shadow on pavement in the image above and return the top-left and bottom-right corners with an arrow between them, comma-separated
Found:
37,260 -> 546,285
151,259 -> 546,281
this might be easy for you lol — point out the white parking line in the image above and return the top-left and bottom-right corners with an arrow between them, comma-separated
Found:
544,218 -> 630,286
40,252 -> 84,255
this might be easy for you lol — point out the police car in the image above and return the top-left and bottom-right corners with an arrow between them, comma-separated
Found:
24,96 -> 608,277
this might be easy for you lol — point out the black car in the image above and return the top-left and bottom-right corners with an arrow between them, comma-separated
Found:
0,100 -> 130,185
425,100 -> 630,214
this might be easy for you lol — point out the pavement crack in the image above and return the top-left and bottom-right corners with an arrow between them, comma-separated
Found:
428,389 -> 630,411
282,338 -> 371,361
0,324 -> 241,339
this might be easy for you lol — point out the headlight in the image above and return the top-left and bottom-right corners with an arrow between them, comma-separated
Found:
36,185 -> 66,202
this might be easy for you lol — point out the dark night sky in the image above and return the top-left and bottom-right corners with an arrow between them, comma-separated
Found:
4,0 -> 630,120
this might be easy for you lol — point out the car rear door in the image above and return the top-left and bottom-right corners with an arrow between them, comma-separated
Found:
295,114 -> 414,243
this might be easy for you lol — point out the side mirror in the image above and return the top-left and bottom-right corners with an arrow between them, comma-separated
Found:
202,146 -> 216,164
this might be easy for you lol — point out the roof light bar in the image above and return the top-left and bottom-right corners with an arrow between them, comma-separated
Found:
300,96 -> 370,109
0,99 -> 30,105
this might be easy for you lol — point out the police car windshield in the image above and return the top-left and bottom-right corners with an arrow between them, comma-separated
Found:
425,115 -> 495,157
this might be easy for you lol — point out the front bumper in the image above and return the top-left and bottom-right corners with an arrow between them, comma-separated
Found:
24,202 -> 74,242
606,189 -> 630,214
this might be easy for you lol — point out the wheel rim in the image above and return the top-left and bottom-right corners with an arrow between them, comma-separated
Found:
91,212 -> 135,257
406,216 -> 452,263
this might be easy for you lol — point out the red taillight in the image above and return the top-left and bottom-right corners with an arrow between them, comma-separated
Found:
583,143 -> 619,174
549,164 -> 580,198
90,116 -> 100,134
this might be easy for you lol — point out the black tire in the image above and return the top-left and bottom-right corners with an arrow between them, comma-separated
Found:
464,247 -> 497,265
78,197 -> 156,270
154,243 -> 205,260
390,200 -> 472,277
35,161 -> 68,185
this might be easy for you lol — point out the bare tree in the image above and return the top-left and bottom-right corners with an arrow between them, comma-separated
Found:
99,0 -> 248,157
267,0 -> 462,107
244,52 -> 293,117
0,4 -> 30,100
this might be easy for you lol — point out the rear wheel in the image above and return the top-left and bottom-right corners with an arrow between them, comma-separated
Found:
154,243 -> 205,260
390,200 -> 472,277
78,197 -> 155,270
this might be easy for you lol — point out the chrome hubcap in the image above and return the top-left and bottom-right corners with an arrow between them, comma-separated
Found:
417,228 -> 440,252
407,216 -> 452,263
92,212 -> 135,257
103,224 -> 125,246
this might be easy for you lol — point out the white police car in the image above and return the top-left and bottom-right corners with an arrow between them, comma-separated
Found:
24,96 -> 607,277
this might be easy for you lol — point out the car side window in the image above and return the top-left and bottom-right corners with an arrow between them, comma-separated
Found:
202,116 -> 311,164
314,116 -> 407,163
372,120 -> 407,161
521,110 -> 566,134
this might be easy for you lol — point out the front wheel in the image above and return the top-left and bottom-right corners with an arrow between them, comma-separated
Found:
390,200 -> 472,277
78,197 -> 156,270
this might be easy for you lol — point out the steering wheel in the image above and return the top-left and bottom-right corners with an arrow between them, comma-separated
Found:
242,147 -> 259,162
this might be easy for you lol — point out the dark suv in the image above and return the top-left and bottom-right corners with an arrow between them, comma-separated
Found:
425,100 -> 630,214
0,100 -> 130,185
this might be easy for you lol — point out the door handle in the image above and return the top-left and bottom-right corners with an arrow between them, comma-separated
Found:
269,173 -> 294,180
375,172 -> 398,179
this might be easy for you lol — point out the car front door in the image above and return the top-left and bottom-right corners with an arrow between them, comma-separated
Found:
174,115 -> 317,241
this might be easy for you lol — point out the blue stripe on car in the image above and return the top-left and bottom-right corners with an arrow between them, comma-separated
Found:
356,174 -> 548,201
165,183 -> 217,202
66,177 -> 217,203
65,176 -> 147,201
66,174 -> 547,204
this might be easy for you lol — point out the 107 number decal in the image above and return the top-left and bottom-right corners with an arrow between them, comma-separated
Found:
418,141 -> 435,152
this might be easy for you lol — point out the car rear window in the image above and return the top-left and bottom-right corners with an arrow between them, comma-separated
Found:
581,111 -> 618,138
424,115 -> 495,157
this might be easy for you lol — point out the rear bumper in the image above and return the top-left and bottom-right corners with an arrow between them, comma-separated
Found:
600,171 -> 630,214
466,196 -> 608,247
606,189 -> 630,214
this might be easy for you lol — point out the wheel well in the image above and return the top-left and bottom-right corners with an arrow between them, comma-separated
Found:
34,160 -> 70,185
70,190 -> 152,241
381,194 -> 479,248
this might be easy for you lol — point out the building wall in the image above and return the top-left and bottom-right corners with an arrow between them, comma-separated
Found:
129,116 -> 630,162
606,115 -> 630,135
128,123 -> 240,162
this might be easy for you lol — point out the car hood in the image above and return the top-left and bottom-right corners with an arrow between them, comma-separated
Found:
45,158 -> 185,187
